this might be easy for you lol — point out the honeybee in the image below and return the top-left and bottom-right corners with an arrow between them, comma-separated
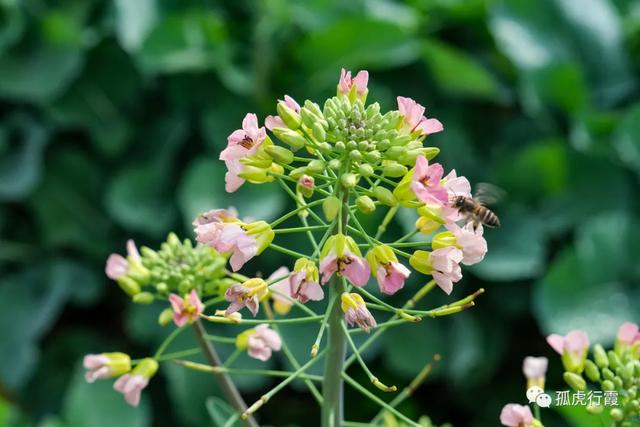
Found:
451,183 -> 504,229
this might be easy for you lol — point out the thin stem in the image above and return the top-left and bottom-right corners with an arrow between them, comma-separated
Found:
341,321 -> 397,392
310,292 -> 336,358
153,326 -> 187,359
274,225 -> 328,234
192,319 -> 258,427
201,314 -> 323,325
276,178 -> 327,226
268,243 -> 308,259
375,206 -> 398,240
394,229 -> 419,244
223,349 -> 243,368
173,360 -> 323,382
205,335 -> 237,344
155,347 -> 201,362
342,373 -> 419,427
269,199 -> 325,228
355,287 -> 419,322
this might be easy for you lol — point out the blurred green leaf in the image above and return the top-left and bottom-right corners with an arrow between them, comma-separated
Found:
422,39 -> 502,100
613,103 -> 640,175
178,158 -> 286,226
114,0 -> 158,52
0,0 -> 24,54
63,362 -> 150,427
295,18 -> 420,81
206,397 -> 241,427
0,115 -> 47,201
137,10 -> 228,73
382,321 -> 444,381
164,361 -> 221,427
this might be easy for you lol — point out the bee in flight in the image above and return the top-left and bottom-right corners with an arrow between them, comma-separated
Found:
451,183 -> 504,230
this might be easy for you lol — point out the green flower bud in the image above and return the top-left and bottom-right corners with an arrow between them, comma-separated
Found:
383,162 -> 408,178
349,150 -> 363,161
312,122 -> 326,142
594,344 -> 609,368
117,276 -> 141,296
141,246 -> 160,261
602,367 -> 615,381
602,379 -> 615,391
347,140 -> 358,150
613,376 -> 623,389
358,140 -> 370,151
563,372 -> 586,391
620,362 -> 634,381
366,102 -> 380,119
158,307 -> 174,326
365,150 -> 381,163
328,159 -> 341,170
156,282 -> 168,294
272,127 -> 306,150
608,350 -> 622,370
300,107 -> 321,129
610,408 -> 624,422
277,102 -> 302,129
377,139 -> 390,151
340,173 -> 358,189
304,100 -> 323,117
586,404 -> 603,414
386,146 -> 403,160
133,292 -> 155,305
289,166 -> 307,179
334,141 -> 346,153
358,164 -> 374,177
356,196 -> 376,214
421,146 -> 440,160
372,186 -> 398,207
307,159 -> 325,174
432,231 -> 457,249
317,142 -> 332,154
265,145 -> 294,164
237,165 -> 271,183
584,360 -> 601,382
323,196 -> 341,221
240,155 -> 272,169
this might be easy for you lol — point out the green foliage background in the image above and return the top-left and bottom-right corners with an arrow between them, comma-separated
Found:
1,0 -> 639,426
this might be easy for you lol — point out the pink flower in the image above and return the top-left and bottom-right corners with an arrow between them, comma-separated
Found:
298,174 -> 314,190
547,330 -> 589,373
319,251 -> 370,287
429,247 -> 464,295
224,278 -> 268,317
113,358 -> 157,407
247,324 -> 282,361
452,222 -> 488,265
500,404 -> 534,427
410,156 -> 448,205
338,68 -> 369,97
265,95 -> 300,130
83,352 -> 131,383
168,290 -> 204,327
113,374 -> 149,407
397,96 -> 443,137
617,322 -> 640,346
523,356 -> 548,388
220,113 -> 267,192
443,169 -> 471,199
192,209 -> 258,272
105,240 -> 141,280
376,262 -> 411,295
289,270 -> 324,303
341,293 -> 376,333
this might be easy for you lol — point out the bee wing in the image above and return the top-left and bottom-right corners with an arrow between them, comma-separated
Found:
473,183 -> 506,205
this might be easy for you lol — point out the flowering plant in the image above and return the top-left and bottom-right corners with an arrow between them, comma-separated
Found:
84,69 -> 492,426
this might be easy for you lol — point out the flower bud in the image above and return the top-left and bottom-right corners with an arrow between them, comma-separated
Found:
563,372 -> 586,391
237,165 -> 271,183
323,196 -> 341,221
133,358 -> 158,380
594,344 -> 609,368
117,276 -> 141,296
365,150 -> 381,163
372,186 -> 398,207
328,159 -> 341,170
272,127 -> 306,150
386,146 -> 404,160
349,150 -> 363,161
158,308 -> 174,326
289,166 -> 307,179
610,408 -> 624,422
235,328 -> 256,350
608,350 -> 621,370
277,101 -> 302,129
317,142 -> 332,154
133,292 -> 155,305
156,282 -> 168,294
358,141 -> 370,151
307,159 -> 325,174
340,173 -> 358,189
383,162 -> 408,178
245,221 -> 275,255
240,154 -> 272,169
312,122 -> 326,142
304,100 -> 323,117
432,231 -> 457,249
358,163 -> 374,177
265,145 -> 294,164
586,404 -> 603,414
334,141 -> 346,153
601,379 -> 615,391
602,367 -> 615,381
584,360 -> 601,382
356,195 -> 376,214
300,107 -> 321,129
409,250 -> 432,275
297,175 -> 315,198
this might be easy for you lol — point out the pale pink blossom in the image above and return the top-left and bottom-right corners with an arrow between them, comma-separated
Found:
522,356 -> 548,382
192,209 -> 258,272
500,404 -> 534,427
269,266 -> 292,312
105,240 -> 141,280
410,156 -> 448,205
265,95 -> 300,130
247,324 -> 282,361
319,251 -> 370,287
220,113 -> 267,192
289,270 -> 324,303
397,96 -> 443,137
225,284 -> 260,317
298,175 -> 315,190
376,262 -> 411,295
113,374 -> 149,407
168,290 -> 204,327
84,354 -> 111,382
430,246 -> 463,295
547,330 -> 589,356
451,222 -> 488,265
443,169 -> 471,199
341,293 -> 376,333
338,68 -> 369,97
617,322 -> 640,345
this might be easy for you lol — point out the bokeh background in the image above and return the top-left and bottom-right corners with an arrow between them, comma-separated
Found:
1,0 -> 639,426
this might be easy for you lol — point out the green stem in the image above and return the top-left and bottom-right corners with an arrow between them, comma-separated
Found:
375,206 -> 398,240
192,320 -> 258,427
173,359 -> 323,382
269,199 -> 325,228
268,243 -> 308,259
153,326 -> 187,359
274,225 -> 328,234
321,277 -> 347,427
201,314 -> 323,325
